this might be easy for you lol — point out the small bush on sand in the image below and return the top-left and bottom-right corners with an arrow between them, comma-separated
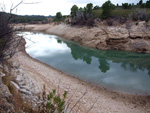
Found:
38,86 -> 67,113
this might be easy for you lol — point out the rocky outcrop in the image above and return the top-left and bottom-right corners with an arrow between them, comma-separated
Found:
9,61 -> 40,100
16,21 -> 150,53
0,64 -> 19,113
0,61 -> 40,112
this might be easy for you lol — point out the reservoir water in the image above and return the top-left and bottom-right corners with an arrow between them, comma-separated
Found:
20,32 -> 150,95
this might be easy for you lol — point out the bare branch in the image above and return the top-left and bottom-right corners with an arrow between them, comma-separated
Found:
0,0 -> 32,63
65,88 -> 78,112
0,2 -> 6,11
68,88 -> 87,113
76,104 -> 80,113
86,96 -> 100,113
10,0 -> 24,13
57,79 -> 61,95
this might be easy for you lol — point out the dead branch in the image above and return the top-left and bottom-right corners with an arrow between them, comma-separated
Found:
0,0 -> 38,64
68,88 -> 87,113
10,0 -> 24,13
57,79 -> 61,95
86,96 -> 100,113
65,87 -> 78,112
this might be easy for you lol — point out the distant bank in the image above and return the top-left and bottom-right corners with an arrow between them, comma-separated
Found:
15,21 -> 150,53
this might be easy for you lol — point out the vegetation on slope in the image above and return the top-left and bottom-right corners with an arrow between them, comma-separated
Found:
67,0 -> 150,26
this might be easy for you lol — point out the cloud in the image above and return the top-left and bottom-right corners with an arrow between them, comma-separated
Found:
0,0 -> 148,16
66,0 -> 147,6
66,0 -> 100,4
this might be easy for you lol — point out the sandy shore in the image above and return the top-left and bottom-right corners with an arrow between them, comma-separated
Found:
9,32 -> 150,113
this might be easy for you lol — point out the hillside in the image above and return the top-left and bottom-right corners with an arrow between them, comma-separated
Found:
0,12 -> 55,23
93,6 -> 150,19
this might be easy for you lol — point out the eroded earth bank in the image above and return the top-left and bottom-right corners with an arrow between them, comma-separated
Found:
17,21 -> 150,53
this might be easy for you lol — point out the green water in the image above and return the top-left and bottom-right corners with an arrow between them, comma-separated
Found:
20,32 -> 150,95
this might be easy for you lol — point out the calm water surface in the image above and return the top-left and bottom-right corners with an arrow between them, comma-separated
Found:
19,32 -> 150,95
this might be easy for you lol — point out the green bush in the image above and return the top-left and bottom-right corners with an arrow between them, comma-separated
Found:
102,0 -> 115,19
55,12 -> 63,21
71,5 -> 79,18
146,0 -> 150,8
38,88 -> 67,113
136,22 -> 139,25
122,3 -> 132,9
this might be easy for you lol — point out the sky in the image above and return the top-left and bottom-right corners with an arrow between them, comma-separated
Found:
0,0 -> 148,16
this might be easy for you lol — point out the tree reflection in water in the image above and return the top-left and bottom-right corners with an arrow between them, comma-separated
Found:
62,38 -> 150,76
98,59 -> 110,73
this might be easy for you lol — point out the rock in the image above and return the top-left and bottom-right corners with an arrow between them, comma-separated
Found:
11,62 -> 20,69
3,65 -> 9,73
0,79 -> 19,113
19,89 -> 32,95
0,64 -> 3,69
0,72 -> 5,78
16,77 -> 23,82
0,62 -> 38,112
18,80 -> 25,86
146,21 -> 150,30
107,27 -> 129,39
16,69 -> 23,76
94,18 -> 102,27
129,21 -> 150,38
129,39 -> 149,53
20,86 -> 30,91
112,21 -> 120,26
10,81 -> 20,90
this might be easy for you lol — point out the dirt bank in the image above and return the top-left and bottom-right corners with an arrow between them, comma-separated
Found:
16,21 -> 150,53
4,29 -> 149,112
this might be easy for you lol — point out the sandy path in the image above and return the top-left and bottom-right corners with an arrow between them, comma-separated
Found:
11,42 -> 150,113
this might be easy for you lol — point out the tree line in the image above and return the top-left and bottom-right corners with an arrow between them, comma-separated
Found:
54,0 -> 150,26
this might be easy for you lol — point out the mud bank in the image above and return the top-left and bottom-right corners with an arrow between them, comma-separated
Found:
16,21 -> 150,53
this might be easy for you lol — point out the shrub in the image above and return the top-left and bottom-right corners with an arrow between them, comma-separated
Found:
102,0 -> 115,19
86,18 -> 95,27
119,17 -> 127,24
55,12 -> 63,21
146,18 -> 150,22
106,19 -> 113,26
93,5 -> 100,10
136,22 -> 139,26
122,3 -> 132,9
0,13 -> 13,63
146,0 -> 150,8
38,87 -> 67,113
71,5 -> 79,18
0,3 -> 23,63
86,3 -> 93,16
139,0 -> 143,6
141,3 -> 146,8
132,9 -> 150,21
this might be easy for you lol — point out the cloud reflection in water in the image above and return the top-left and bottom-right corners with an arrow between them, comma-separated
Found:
24,33 -> 71,57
